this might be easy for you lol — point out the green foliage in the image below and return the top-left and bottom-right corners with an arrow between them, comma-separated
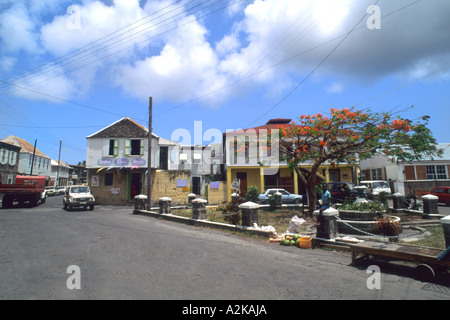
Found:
245,185 -> 260,203
218,197 -> 244,225
277,107 -> 443,214
340,200 -> 387,213
268,193 -> 281,210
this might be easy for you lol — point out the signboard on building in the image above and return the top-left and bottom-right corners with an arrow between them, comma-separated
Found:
177,179 -> 188,187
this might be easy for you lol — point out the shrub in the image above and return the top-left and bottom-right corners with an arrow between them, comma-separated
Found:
375,217 -> 401,241
218,197 -> 244,225
340,200 -> 387,213
245,185 -> 260,203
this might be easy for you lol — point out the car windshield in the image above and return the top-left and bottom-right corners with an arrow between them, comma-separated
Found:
373,182 -> 389,189
71,187 -> 90,193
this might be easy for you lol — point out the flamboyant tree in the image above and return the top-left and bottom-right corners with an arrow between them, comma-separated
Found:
278,107 -> 443,215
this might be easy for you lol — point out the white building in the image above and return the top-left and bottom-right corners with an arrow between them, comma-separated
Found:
49,160 -> 71,187
360,143 -> 450,197
0,135 -> 52,180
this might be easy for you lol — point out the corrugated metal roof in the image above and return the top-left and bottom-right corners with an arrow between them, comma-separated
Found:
0,135 -> 50,158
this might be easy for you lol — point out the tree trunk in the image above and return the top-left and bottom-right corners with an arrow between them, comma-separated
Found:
306,184 -> 317,216
295,165 -> 319,217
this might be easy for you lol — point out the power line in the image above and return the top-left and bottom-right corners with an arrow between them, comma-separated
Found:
156,0 -> 422,119
0,0 -> 236,95
0,0 -> 197,90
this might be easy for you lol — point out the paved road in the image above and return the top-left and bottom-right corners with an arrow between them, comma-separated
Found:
1,196 -> 449,301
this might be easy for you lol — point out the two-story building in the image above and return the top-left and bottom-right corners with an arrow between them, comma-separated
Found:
0,140 -> 21,184
86,117 -> 191,205
360,143 -> 450,197
223,119 -> 358,201
0,135 -> 52,181
49,160 -> 71,187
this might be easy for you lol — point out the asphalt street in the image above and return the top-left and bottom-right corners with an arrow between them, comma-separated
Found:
1,195 -> 449,301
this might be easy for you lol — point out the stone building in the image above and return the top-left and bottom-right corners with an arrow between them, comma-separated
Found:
86,117 -> 191,205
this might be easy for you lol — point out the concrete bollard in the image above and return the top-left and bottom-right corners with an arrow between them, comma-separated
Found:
192,198 -> 207,220
274,192 -> 282,208
441,215 -> 450,249
422,194 -> 439,215
231,193 -> 240,202
316,207 -> 339,240
392,193 -> 405,211
239,201 -> 259,227
159,197 -> 172,214
188,193 -> 196,205
134,194 -> 148,210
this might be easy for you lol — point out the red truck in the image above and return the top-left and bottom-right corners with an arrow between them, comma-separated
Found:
0,176 -> 47,209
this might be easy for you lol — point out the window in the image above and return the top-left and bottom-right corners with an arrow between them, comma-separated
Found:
0,149 -> 7,164
193,152 -> 202,164
104,173 -> 113,186
125,139 -> 144,156
109,139 -> 119,156
8,151 -> 16,166
371,168 -> 382,180
426,165 -> 447,180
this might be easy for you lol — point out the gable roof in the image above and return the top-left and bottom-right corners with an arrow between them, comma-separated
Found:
0,135 -> 50,158
87,117 -> 150,139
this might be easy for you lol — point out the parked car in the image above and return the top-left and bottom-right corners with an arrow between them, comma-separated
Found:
63,185 -> 95,211
45,186 -> 57,196
360,180 -> 391,199
258,188 -> 303,204
56,186 -> 66,195
326,182 -> 358,203
425,186 -> 450,205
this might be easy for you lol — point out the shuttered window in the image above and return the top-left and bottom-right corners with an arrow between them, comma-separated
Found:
404,165 -> 415,180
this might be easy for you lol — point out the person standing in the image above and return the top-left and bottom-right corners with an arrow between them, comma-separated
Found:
316,184 -> 331,238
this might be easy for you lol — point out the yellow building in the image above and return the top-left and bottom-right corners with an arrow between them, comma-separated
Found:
224,119 -> 357,201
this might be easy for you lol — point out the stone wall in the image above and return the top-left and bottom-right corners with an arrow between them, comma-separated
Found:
207,181 -> 227,204
146,170 -> 191,205
88,168 -> 192,206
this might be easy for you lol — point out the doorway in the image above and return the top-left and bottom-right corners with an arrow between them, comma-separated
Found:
192,177 -> 201,196
236,172 -> 247,196
129,172 -> 142,199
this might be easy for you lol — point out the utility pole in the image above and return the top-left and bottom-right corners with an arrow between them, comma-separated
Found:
30,139 -> 37,176
56,139 -> 62,187
147,96 -> 152,209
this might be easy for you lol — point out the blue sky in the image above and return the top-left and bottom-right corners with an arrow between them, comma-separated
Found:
0,0 -> 449,165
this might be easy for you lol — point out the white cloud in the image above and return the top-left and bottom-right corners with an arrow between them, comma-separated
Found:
0,3 -> 40,53
116,15 -> 229,105
3,0 -> 450,107
10,65 -> 75,102
0,56 -> 17,72
325,81 -> 345,94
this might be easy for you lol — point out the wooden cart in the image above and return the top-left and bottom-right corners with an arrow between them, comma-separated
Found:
350,241 -> 450,281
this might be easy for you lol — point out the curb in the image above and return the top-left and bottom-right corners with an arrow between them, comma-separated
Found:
133,209 -> 274,238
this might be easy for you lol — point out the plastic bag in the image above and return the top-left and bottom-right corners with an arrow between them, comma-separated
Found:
286,215 -> 306,233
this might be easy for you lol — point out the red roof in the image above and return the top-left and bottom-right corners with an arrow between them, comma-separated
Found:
225,118 -> 293,135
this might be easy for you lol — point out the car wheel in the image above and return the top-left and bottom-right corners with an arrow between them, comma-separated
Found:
294,198 -> 301,204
